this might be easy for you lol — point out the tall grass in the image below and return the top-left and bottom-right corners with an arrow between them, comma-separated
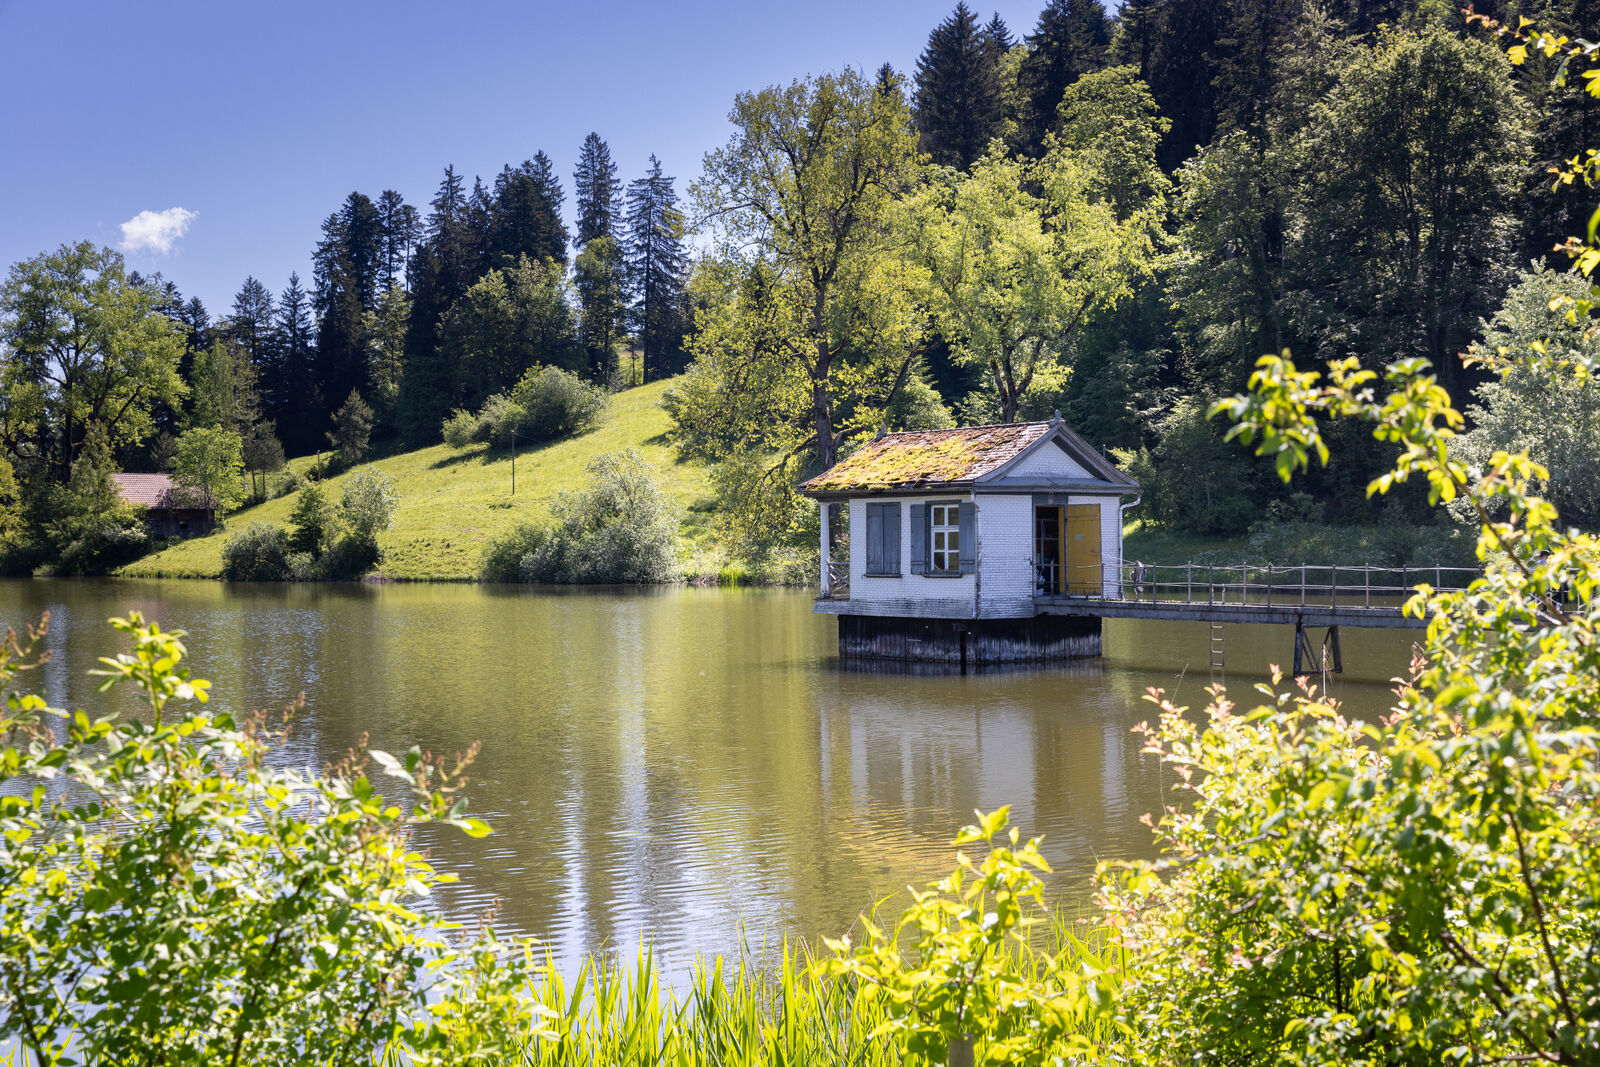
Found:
509,915 -> 1121,1065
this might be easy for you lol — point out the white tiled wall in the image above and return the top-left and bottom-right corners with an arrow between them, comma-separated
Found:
842,492 -> 1125,618
1006,441 -> 1091,479
847,496 -> 977,618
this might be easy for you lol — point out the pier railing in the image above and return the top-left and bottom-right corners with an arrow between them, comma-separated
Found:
1043,562 -> 1479,611
823,560 -> 851,599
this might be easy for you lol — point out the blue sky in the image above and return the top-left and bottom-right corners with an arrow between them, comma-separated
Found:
0,0 -> 1056,314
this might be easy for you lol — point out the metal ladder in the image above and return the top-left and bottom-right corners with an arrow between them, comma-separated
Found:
1208,623 -> 1225,676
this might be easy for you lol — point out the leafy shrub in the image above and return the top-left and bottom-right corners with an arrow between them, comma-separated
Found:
513,365 -> 607,439
1245,517 -> 1478,567
288,484 -> 331,555
55,513 -> 150,575
339,468 -> 398,546
220,522 -> 291,580
442,408 -> 480,449
480,451 -> 677,583
285,551 -> 318,582
274,467 -> 300,497
1176,334 -> 1600,1061
320,534 -> 381,580
0,614 -> 545,1064
480,522 -> 550,582
441,367 -> 607,450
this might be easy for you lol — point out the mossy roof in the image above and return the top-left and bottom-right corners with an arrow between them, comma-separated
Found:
800,422 -> 1055,494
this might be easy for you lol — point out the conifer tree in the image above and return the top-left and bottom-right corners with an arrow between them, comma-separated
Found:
376,189 -> 420,288
312,192 -> 384,424
1211,0 -> 1301,134
1016,0 -> 1112,156
985,11 -> 1014,53
488,156 -> 567,268
272,272 -> 316,454
227,276 -> 276,382
1109,0 -> 1164,81
914,3 -> 1006,169
467,176 -> 495,275
397,166 -> 474,445
573,133 -> 622,249
624,155 -> 689,381
530,151 -> 569,263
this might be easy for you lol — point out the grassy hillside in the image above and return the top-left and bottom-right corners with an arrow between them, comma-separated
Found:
121,380 -> 715,581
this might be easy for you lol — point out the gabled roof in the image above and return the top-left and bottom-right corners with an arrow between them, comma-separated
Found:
112,473 -> 216,510
799,416 -> 1138,497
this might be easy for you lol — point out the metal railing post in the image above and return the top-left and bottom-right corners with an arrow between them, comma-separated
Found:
1364,564 -> 1370,608
1301,564 -> 1306,606
1209,565 -> 1214,606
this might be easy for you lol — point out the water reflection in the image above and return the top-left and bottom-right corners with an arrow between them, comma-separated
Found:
2,579 -> 1410,971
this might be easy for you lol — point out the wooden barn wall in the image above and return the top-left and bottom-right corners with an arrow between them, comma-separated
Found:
837,614 -> 1101,665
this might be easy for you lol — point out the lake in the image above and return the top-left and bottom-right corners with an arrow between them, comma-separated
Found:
2,578 -> 1415,971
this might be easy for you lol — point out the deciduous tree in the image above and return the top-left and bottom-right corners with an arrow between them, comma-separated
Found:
0,242 -> 186,483
172,425 -> 246,514
688,69 -> 925,473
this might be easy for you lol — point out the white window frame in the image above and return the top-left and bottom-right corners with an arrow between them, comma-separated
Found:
929,502 -> 960,574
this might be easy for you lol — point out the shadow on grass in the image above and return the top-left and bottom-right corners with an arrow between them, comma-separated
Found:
429,447 -> 488,470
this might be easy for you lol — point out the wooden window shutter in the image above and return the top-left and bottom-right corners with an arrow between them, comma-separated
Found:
884,502 -> 901,572
958,501 -> 976,574
909,503 -> 927,575
865,504 -> 883,574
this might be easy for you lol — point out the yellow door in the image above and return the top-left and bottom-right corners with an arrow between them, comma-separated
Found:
1065,504 -> 1101,595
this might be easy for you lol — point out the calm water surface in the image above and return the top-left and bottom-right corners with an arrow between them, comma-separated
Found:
2,579 -> 1414,969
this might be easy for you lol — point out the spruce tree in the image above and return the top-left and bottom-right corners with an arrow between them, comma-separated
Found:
376,189 -> 420,287
272,272 -> 316,454
467,176 -> 495,276
311,192 -> 384,425
1016,0 -> 1112,156
573,133 -> 622,249
396,166 -> 474,445
985,12 -> 1014,52
624,155 -> 689,381
227,276 -> 275,380
914,3 -> 1006,169
1211,0 -> 1301,134
529,151 -> 569,263
1144,0 -> 1227,171
1108,0 -> 1163,81
487,156 -> 567,268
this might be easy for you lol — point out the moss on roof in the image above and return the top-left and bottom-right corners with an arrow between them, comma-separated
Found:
800,422 -> 1051,493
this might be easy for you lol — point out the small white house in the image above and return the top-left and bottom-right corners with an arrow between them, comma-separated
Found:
799,415 -> 1140,664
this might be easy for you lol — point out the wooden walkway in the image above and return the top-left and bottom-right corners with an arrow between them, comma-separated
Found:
1035,562 -> 1478,630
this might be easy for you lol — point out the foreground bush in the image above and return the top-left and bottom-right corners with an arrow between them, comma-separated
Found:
1125,331 -> 1600,1060
481,450 -> 677,583
0,614 -> 543,1064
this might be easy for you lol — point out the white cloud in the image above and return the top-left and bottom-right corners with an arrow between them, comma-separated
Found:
119,207 -> 197,254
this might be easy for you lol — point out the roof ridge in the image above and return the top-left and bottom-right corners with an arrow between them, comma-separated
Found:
878,420 -> 1050,437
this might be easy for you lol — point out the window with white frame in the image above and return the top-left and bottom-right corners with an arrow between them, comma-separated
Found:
930,503 -> 960,573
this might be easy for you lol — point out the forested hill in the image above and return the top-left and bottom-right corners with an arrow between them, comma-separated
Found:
4,0 -> 1599,580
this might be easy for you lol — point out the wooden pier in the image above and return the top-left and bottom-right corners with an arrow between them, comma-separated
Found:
818,561 -> 1478,671
1038,561 -> 1477,630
